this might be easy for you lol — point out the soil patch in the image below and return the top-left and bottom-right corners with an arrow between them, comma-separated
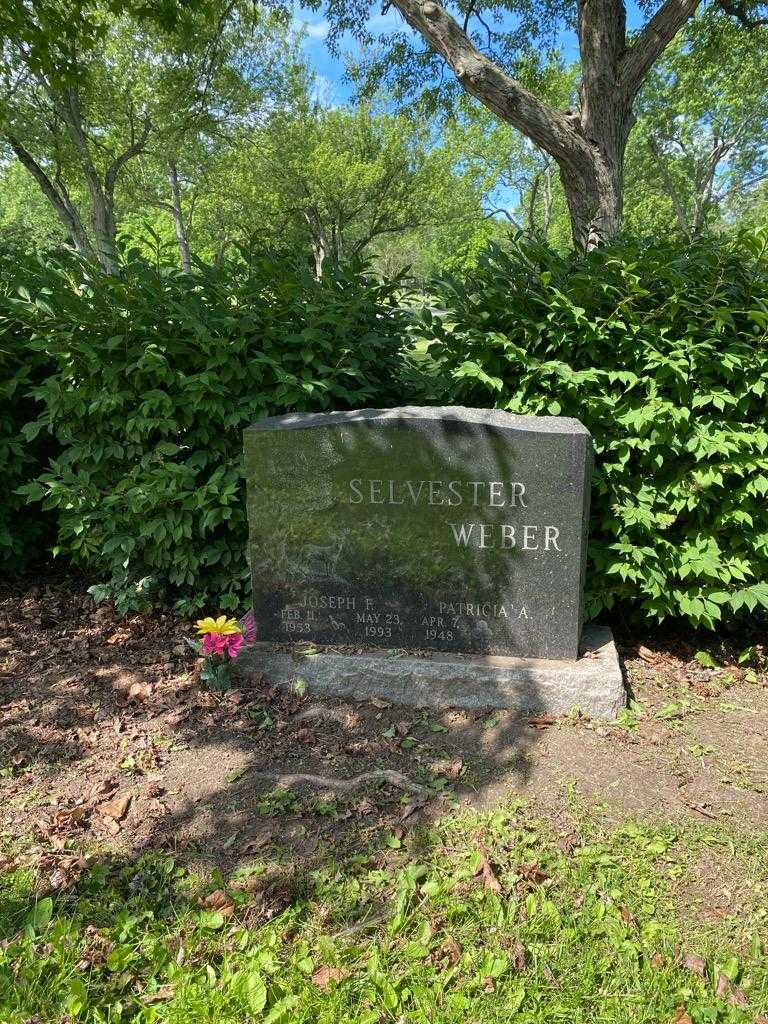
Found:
2,574 -> 767,884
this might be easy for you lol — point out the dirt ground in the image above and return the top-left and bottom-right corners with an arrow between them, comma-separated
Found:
1,573 -> 767,890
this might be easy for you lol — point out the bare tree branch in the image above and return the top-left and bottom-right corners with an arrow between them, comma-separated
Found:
388,0 -> 584,164
105,116 -> 153,200
619,0 -> 702,98
483,205 -> 523,230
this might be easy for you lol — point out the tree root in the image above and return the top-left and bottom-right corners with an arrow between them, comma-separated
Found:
252,769 -> 430,796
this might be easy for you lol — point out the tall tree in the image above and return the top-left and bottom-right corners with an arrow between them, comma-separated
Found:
439,59 -> 577,243
222,104 -> 484,276
626,16 -> 768,238
0,0 -> 288,272
326,0 -> 768,249
121,22 -> 305,271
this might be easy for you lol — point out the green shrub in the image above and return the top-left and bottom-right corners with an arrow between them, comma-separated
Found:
13,254 -> 410,613
424,232 -> 768,628
0,245 -> 56,571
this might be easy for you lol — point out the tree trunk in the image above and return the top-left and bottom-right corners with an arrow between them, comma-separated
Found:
390,0 -> 701,250
89,192 -> 120,274
558,115 -> 630,251
312,239 -> 326,279
559,0 -> 633,249
560,159 -> 623,251
168,163 -> 192,273
303,207 -> 329,279
56,88 -> 120,273
527,160 -> 555,240
649,136 -> 692,238
6,134 -> 97,260
541,165 -> 554,240
53,86 -> 151,274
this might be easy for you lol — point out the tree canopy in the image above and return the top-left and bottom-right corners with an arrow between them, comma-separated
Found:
2,0 -> 768,270
318,0 -> 768,247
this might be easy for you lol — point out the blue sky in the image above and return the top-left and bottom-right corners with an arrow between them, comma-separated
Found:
292,7 -> 407,105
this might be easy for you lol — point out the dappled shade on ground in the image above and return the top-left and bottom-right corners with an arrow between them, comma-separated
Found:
1,575 -> 767,1020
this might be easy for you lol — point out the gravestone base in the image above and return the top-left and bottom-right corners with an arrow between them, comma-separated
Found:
235,624 -> 625,719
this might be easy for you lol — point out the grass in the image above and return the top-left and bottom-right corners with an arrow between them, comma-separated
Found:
1,802 -> 767,1023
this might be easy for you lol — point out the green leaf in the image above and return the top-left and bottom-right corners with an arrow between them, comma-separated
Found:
244,973 -> 267,1013
199,910 -> 225,929
694,651 -> 718,668
27,896 -> 54,931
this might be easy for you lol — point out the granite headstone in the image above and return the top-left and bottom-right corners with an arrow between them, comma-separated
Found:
243,406 -> 592,660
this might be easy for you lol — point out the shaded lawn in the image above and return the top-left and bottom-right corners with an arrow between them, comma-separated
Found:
2,574 -> 768,1022
1,804 -> 767,1023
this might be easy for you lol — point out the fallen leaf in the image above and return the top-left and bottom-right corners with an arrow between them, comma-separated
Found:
311,966 -> 348,990
701,905 -> 728,921
343,740 -> 370,756
200,889 -> 234,918
400,800 -> 424,820
509,941 -> 526,972
728,987 -> 749,1009
715,972 -> 730,998
430,935 -> 461,966
528,715 -> 557,729
368,697 -> 391,709
144,985 -> 175,1004
435,757 -> 464,780
638,645 -> 662,663
683,954 -> 706,979
50,805 -> 89,832
650,952 -> 665,970
670,1008 -> 693,1024
517,862 -> 549,886
292,727 -> 315,744
619,906 -> 636,927
475,853 -> 502,893
241,827 -> 274,853
542,963 -> 559,987
86,778 -> 118,803
559,831 -> 580,854
127,682 -> 151,702
98,795 -> 131,821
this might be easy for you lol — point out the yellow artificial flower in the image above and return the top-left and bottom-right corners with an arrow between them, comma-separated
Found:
195,615 -> 241,636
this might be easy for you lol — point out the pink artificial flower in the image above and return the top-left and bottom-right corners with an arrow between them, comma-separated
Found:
239,611 -> 257,644
202,632 -> 227,656
224,633 -> 244,659
201,631 -> 244,659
